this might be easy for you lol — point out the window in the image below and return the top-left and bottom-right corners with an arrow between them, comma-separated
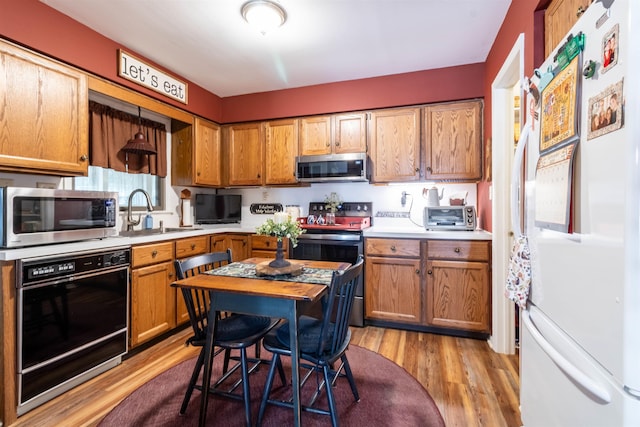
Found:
74,166 -> 163,210
75,91 -> 170,210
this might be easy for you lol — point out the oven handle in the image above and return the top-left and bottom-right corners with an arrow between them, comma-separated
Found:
297,233 -> 362,242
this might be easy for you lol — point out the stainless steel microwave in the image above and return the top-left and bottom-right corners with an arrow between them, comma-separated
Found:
0,187 -> 118,248
424,206 -> 476,231
296,153 -> 368,183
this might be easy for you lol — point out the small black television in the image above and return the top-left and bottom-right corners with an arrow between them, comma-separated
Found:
194,194 -> 242,224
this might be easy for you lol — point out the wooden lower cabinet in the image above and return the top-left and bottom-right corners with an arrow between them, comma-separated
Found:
365,237 -> 492,337
130,241 -> 176,348
210,233 -> 249,261
425,240 -> 491,333
364,238 -> 423,324
130,236 -> 210,347
250,235 -> 289,259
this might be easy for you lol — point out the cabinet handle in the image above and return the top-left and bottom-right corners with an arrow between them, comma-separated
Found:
454,247 -> 461,253
168,273 -> 173,279
427,269 -> 432,275
415,167 -> 420,172
426,166 -> 432,172
576,5 -> 586,17
152,250 -> 158,257
390,245 -> 397,252
257,173 -> 261,178
190,244 -> 196,250
326,141 -> 331,147
335,141 -> 340,146
80,154 -> 88,161
415,269 -> 420,275
266,241 -> 270,247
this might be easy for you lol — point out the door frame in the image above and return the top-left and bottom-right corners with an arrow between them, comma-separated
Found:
489,33 -> 525,355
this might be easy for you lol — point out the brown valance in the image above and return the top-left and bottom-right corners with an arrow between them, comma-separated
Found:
88,101 -> 167,177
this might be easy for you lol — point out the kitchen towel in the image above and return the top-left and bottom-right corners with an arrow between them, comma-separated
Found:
505,234 -> 532,309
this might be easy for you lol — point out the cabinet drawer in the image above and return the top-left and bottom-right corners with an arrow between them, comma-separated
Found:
365,238 -> 420,257
251,235 -> 288,251
175,236 -> 209,259
427,240 -> 490,261
132,241 -> 175,268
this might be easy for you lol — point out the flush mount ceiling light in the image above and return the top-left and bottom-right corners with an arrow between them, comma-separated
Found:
241,0 -> 287,35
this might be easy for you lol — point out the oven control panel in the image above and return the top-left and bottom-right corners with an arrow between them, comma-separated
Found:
308,202 -> 372,217
19,248 -> 130,285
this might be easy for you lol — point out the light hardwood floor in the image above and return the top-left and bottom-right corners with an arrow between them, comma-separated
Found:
7,326 -> 521,427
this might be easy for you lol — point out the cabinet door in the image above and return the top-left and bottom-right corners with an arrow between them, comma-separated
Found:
130,261 -> 176,347
545,0 -> 591,57
333,112 -> 367,154
194,117 -> 222,186
299,116 -> 331,156
423,100 -> 482,181
365,256 -> 422,324
0,40 -> 89,176
227,234 -> 249,261
368,108 -> 421,182
225,122 -> 264,186
426,259 -> 490,332
210,234 -> 228,253
265,118 -> 299,185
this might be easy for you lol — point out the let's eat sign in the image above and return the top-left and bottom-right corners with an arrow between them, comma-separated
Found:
118,50 -> 188,104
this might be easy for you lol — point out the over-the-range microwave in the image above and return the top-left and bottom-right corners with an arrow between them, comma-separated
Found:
0,187 -> 118,248
296,153 -> 368,183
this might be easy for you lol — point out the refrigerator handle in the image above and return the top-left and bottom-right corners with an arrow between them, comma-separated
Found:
511,121 -> 530,237
522,309 -> 612,404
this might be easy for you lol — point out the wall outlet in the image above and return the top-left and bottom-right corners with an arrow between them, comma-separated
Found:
262,191 -> 269,201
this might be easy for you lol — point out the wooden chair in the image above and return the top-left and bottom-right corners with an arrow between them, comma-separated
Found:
174,249 -> 284,426
257,255 -> 365,427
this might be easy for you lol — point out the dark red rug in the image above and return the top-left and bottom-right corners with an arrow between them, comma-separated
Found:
99,345 -> 445,426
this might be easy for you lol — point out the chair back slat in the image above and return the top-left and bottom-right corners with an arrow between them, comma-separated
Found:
174,250 -> 233,340
316,255 -> 364,356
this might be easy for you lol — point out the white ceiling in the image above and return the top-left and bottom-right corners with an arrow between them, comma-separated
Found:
41,0 -> 512,98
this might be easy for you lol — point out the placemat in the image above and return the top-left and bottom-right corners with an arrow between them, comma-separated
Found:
206,262 -> 334,285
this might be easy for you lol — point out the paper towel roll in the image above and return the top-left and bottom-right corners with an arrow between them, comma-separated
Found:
181,199 -> 192,226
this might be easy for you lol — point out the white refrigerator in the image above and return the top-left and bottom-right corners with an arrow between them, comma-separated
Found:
513,0 -> 640,425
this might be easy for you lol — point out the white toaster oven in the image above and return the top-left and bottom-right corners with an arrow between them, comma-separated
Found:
424,206 -> 476,231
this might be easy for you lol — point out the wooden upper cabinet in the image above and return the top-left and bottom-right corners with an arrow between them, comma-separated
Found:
299,116 -> 332,155
0,40 -> 89,176
224,122 -> 264,186
194,117 -> 222,186
299,113 -> 366,156
368,107 -> 421,183
545,0 -> 591,57
172,117 -> 222,187
423,100 -> 483,181
265,118 -> 299,185
333,113 -> 367,154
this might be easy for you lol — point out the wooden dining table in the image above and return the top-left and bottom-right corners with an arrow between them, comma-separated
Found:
171,257 -> 350,427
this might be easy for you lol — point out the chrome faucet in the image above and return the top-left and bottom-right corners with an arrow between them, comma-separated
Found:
126,189 -> 154,231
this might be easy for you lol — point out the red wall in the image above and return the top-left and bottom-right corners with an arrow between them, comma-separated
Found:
477,0 -> 541,232
221,64 -> 485,122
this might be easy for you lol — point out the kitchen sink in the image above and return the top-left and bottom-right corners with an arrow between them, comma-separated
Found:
118,227 -> 202,237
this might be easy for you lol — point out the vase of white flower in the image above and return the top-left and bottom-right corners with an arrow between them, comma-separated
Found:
256,214 -> 305,268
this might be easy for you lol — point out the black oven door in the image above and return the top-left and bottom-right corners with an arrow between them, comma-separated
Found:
18,264 -> 128,409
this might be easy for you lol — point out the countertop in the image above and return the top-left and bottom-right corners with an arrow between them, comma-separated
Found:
0,221 -> 491,262
363,217 -> 492,240
0,226 -> 255,261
